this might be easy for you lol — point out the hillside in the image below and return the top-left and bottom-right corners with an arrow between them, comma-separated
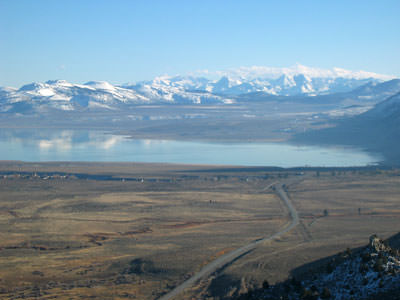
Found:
293,92 -> 400,165
235,234 -> 400,300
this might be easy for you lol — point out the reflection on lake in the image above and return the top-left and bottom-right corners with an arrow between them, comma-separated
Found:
0,129 -> 381,167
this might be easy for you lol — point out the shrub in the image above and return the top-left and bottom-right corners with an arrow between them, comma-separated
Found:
362,277 -> 369,285
321,287 -> 331,299
326,265 -> 333,274
374,258 -> 386,272
361,252 -> 371,262
359,263 -> 368,274
262,280 -> 269,289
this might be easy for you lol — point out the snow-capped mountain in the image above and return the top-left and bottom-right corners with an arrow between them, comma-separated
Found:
0,79 -> 232,113
0,80 -> 149,112
0,65 -> 397,113
122,76 -> 232,105
159,64 -> 396,96
199,64 -> 394,81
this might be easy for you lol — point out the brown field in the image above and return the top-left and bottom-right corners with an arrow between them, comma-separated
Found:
0,163 -> 399,299
189,169 -> 400,299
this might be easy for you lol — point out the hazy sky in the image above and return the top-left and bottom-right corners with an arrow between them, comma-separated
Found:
1,0 -> 399,87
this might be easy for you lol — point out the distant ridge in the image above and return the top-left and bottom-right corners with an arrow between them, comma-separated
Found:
191,64 -> 395,81
0,65 -> 397,113
293,90 -> 400,164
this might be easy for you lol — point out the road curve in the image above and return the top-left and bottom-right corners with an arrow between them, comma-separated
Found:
158,182 -> 299,300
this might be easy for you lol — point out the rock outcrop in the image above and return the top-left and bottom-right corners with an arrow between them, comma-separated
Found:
235,234 -> 400,300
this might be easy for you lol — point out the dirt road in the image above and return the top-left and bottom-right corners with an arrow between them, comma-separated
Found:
158,181 -> 299,300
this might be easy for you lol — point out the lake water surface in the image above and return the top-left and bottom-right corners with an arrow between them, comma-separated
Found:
0,129 -> 381,167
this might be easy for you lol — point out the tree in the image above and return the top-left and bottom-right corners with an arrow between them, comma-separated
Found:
323,209 -> 329,217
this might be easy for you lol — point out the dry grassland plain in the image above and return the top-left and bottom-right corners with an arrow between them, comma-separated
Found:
0,162 -> 399,299
191,170 -> 400,299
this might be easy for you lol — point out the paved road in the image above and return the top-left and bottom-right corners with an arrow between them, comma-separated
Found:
158,181 -> 299,300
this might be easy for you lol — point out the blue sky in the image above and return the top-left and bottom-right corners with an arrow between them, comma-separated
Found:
1,0 -> 399,87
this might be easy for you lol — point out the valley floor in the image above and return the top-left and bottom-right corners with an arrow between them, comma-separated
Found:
0,162 -> 399,299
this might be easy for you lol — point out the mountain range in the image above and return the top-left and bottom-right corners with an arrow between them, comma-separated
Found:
1,65 -> 398,113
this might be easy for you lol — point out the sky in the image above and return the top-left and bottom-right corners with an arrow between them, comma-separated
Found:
0,0 -> 399,87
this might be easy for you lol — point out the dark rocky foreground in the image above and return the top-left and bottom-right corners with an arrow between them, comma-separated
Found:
234,233 -> 400,300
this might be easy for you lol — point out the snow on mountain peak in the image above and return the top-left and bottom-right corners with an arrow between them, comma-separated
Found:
1,65 -> 398,113
194,64 -> 395,82
45,79 -> 73,86
18,82 -> 46,92
331,67 -> 393,81
84,81 -> 116,90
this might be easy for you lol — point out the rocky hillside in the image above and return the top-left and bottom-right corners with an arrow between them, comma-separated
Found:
235,234 -> 400,300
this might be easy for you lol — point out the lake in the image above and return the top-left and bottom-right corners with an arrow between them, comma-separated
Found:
0,129 -> 381,167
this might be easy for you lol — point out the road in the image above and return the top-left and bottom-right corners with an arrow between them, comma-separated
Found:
158,181 -> 299,300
